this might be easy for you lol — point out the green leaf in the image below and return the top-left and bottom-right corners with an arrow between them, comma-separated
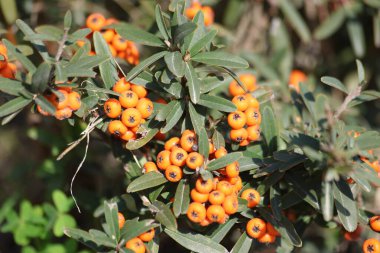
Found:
200,76 -> 229,94
64,10 -> 72,30
320,76 -> 348,94
0,78 -> 29,96
103,201 -> 120,241
174,22 -> 197,45
198,128 -> 209,159
348,90 -> 380,108
347,19 -> 366,58
120,219 -> 158,242
164,51 -> 185,77
355,132 -> 380,150
270,185 -> 283,220
173,180 -> 190,217
230,232 -> 252,253
321,179 -> 334,221
261,106 -> 279,155
127,172 -> 167,193
333,179 -> 358,232
313,8 -> 346,40
88,229 -> 117,248
0,97 -> 32,118
16,20 -> 49,61
278,216 -> 302,247
192,51 -> 249,69
198,94 -> 237,112
279,0 -> 311,43
64,228 -> 103,251
126,51 -> 167,82
165,229 -> 228,253
155,5 -> 170,41
126,120 -> 162,150
0,0 -> 18,24
209,217 -> 238,243
116,23 -> 164,47
93,32 -> 118,89
54,214 -> 76,237
52,190 -> 73,213
161,101 -> 185,133
151,201 -> 177,230
212,130 -> 225,150
285,173 -> 320,210
31,62 -> 51,93
356,59 -> 365,83
2,39 -> 36,73
238,157 -> 260,172
207,152 -> 243,171
185,63 -> 201,104
188,103 -> 204,135
34,95 -> 56,115
189,29 -> 217,56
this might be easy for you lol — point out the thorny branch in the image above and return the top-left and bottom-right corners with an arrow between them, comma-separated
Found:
334,85 -> 362,119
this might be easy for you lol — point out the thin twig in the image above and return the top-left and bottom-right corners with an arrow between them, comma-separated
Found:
334,86 -> 362,119
55,27 -> 70,63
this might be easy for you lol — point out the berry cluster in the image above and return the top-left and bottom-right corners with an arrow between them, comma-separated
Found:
0,43 -> 16,79
246,217 -> 280,244
38,87 -> 82,120
185,0 -> 214,26
104,78 -> 153,141
84,13 -> 139,65
118,212 -> 154,253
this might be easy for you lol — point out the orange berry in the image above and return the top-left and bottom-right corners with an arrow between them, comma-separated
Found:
241,188 -> 260,208
143,162 -> 158,173
228,74 -> 256,96
112,34 -> 128,51
170,147 -> 188,167
120,130 -> 136,141
67,91 -> 81,111
165,137 -> 180,151
228,111 -> 246,129
208,190 -> 225,205
225,162 -> 240,178
289,70 -> 307,93
344,226 -> 362,241
247,125 -> 260,141
101,29 -> 115,43
187,202 -> 206,223
233,176 -> 243,192
121,108 -> 142,128
119,90 -> 139,108
52,90 -> 69,110
180,130 -> 197,152
208,140 -> 215,154
0,43 -> 7,55
113,78 -> 131,94
226,176 -> 239,185
239,139 -> 250,147
190,189 -> 209,203
37,105 -> 50,116
258,233 -> 276,244
55,107 -> 72,120
215,147 -> 227,159
138,228 -> 155,242
186,152 -> 204,170
118,212 -> 125,229
212,177 -> 219,190
86,13 -> 106,31
195,178 -> 213,194
232,95 -> 249,112
108,120 -> 127,136
230,128 -> 248,143
246,94 -> 260,109
370,216 -> 380,232
125,237 -> 145,253
136,98 -> 154,119
109,45 -> 117,57
246,218 -> 266,239
165,165 -> 183,182
0,64 -> 15,78
245,107 -> 261,126
156,150 -> 171,170
0,53 -> 7,69
104,98 -> 122,118
131,84 -> 147,98
216,181 -> 233,196
206,205 -> 225,223
105,18 -> 118,26
202,6 -> 214,26
266,222 -> 280,237
222,195 -> 238,215
363,238 -> 380,253
200,218 -> 212,227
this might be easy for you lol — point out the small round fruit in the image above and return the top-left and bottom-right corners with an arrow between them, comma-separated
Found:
241,188 -> 260,208
258,233 -> 276,244
232,95 -> 249,111
228,111 -> 247,129
208,190 -> 225,205
55,107 -> 72,120
246,218 -> 266,239
370,216 -> 380,232
118,212 -> 125,229
245,107 -> 261,126
156,150 -> 171,170
190,189 -> 209,203
138,228 -> 155,242
247,125 -> 260,141
186,152 -> 204,170
206,205 -> 225,223
170,147 -> 188,167
195,178 -> 213,194
216,181 -> 233,196
180,130 -> 197,152
230,128 -> 248,143
164,137 -> 180,151
120,130 -> 136,141
121,108 -> 142,128
113,78 -> 130,94
52,90 -> 69,110
108,120 -> 127,136
165,165 -> 183,182
119,90 -> 139,108
143,162 -> 158,173
226,162 -> 240,178
125,237 -> 145,253
104,98 -> 122,118
136,98 -> 154,119
222,195 -> 238,215
131,84 -> 147,98
266,222 -> 280,237
215,147 -> 227,158
86,13 -> 106,31
112,34 -> 128,51
67,92 -> 81,111
187,202 -> 206,223
363,238 -> 380,253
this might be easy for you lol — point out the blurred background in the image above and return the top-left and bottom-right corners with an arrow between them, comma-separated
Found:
0,0 -> 380,252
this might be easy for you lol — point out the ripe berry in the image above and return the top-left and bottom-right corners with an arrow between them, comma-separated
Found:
112,34 -> 128,51
228,111 -> 247,129
136,98 -> 154,119
55,107 -> 72,120
245,107 -> 261,126
143,162 -> 158,173
187,202 -> 206,223
195,178 -> 213,194
170,147 -> 188,167
180,130 -> 197,152
246,218 -> 266,239
67,92 -> 81,111
165,165 -> 183,182
226,162 -> 240,178
216,181 -> 233,196
121,108 -> 142,128
138,228 -> 155,242
230,128 -> 248,143
232,95 -> 249,111
241,188 -> 260,208
108,120 -> 127,136
186,152 -> 204,170
86,13 -> 106,32
206,205 -> 225,223
363,238 -> 380,253
222,195 -> 238,215
258,233 -> 276,244
208,190 -> 225,205
131,84 -> 147,98
125,237 -> 145,253
112,78 -> 130,94
164,137 -> 180,151
156,150 -> 171,170
119,90 -> 139,108
215,147 -> 227,159
370,216 -> 380,232
190,189 -> 209,203
118,212 -> 125,229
